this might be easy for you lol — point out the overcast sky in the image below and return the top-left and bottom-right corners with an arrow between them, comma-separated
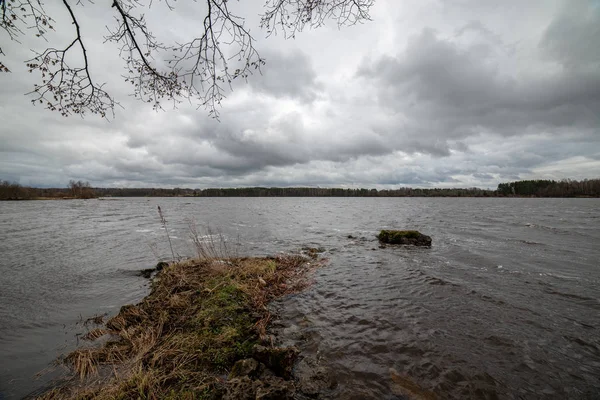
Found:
1,0 -> 599,189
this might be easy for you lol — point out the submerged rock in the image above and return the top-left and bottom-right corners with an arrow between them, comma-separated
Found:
295,357 -> 337,397
301,247 -> 326,259
389,368 -> 437,399
139,268 -> 154,278
378,230 -> 432,246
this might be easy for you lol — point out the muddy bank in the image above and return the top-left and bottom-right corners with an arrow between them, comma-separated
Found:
38,250 -> 327,399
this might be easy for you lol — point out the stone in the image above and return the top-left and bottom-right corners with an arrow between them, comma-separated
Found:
253,345 -> 300,379
225,366 -> 295,400
377,230 -> 432,246
294,357 -> 336,397
229,358 -> 261,379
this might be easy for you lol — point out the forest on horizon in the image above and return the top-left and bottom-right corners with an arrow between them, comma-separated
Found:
1,179 -> 600,200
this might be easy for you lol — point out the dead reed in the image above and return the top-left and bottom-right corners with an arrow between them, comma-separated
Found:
187,219 -> 235,260
157,205 -> 176,260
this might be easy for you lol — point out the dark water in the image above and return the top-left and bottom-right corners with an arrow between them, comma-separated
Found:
0,198 -> 599,399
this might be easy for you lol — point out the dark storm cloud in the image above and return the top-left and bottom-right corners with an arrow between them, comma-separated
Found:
359,27 -> 600,141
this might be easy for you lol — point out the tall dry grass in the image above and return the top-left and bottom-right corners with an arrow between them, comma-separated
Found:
157,205 -> 176,260
187,219 -> 235,260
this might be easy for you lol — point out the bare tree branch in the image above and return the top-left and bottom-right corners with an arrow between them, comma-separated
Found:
261,0 -> 374,38
0,46 -> 9,72
25,0 -> 116,118
167,0 -> 265,118
1,0 -> 54,72
106,0 -> 265,119
1,0 -> 54,42
1,0 -> 374,118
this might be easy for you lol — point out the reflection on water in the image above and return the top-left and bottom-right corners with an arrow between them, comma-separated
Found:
0,198 -> 599,399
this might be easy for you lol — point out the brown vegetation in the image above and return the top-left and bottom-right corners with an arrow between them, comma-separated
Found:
38,251 -> 326,399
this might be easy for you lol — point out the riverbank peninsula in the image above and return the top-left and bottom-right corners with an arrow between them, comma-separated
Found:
39,250 -> 326,399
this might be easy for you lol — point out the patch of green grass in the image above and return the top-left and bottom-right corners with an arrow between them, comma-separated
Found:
185,280 -> 257,370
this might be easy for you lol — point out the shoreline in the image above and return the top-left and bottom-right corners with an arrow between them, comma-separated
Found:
0,197 -> 99,201
37,250 -> 326,399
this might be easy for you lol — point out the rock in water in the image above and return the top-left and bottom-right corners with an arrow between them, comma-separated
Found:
377,230 -> 432,246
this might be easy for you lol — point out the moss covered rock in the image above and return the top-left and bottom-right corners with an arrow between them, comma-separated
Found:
377,230 -> 432,246
229,358 -> 261,379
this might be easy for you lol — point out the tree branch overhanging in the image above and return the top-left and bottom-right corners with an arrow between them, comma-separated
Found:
260,0 -> 374,38
25,0 -> 115,118
1,0 -> 374,119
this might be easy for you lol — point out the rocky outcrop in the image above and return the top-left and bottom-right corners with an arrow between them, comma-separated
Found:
224,346 -> 300,400
294,357 -> 337,397
253,345 -> 299,379
378,230 -> 432,246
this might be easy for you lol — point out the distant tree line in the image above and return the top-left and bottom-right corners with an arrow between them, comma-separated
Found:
90,186 -> 495,197
1,179 -> 599,200
496,179 -> 600,197
0,180 -> 96,200
180,187 -> 495,197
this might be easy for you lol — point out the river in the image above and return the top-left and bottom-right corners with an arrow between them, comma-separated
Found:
0,198 -> 599,399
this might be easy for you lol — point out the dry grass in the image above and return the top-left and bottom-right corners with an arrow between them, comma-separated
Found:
81,328 -> 110,341
38,251 -> 326,399
187,220 -> 235,260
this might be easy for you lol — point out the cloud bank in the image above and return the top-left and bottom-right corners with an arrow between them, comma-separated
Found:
1,0 -> 598,188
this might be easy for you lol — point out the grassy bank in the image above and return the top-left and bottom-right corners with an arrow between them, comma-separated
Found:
40,251 -> 325,399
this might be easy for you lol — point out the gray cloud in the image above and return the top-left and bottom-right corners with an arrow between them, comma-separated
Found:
1,0 -> 598,189
245,50 -> 322,102
359,27 -> 600,137
540,1 -> 600,68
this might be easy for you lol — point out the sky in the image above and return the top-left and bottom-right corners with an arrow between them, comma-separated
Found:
1,0 -> 599,189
